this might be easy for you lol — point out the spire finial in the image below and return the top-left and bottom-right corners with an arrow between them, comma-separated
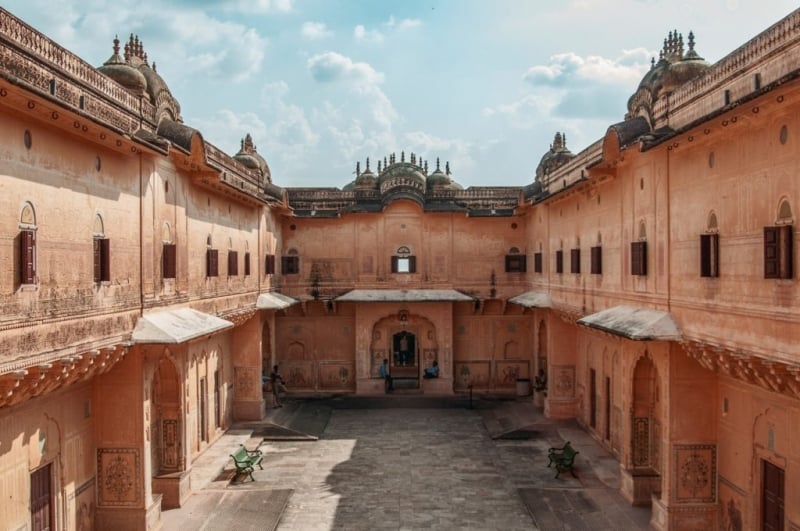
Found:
424,160 -> 428,174
378,160 -> 382,173
366,157 -> 370,171
436,157 -> 440,171
113,35 -> 120,56
356,161 -> 361,176
401,150 -> 405,163
445,161 -> 450,175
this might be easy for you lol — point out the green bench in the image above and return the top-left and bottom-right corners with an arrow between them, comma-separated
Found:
547,441 -> 578,478
229,444 -> 264,482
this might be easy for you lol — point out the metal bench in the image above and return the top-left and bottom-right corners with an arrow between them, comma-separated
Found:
547,441 -> 578,478
229,444 -> 264,482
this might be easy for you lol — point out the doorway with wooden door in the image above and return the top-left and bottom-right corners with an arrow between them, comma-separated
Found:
762,460 -> 784,531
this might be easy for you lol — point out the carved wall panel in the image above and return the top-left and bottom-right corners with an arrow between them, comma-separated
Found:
674,444 -> 717,503
718,476 -> 746,531
495,360 -> 530,387
551,365 -> 575,398
234,367 -> 257,398
161,419 -> 179,471
454,361 -> 490,389
97,448 -> 140,506
318,362 -> 355,390
633,417 -> 650,467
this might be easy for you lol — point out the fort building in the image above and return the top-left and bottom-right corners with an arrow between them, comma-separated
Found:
1,6 -> 799,530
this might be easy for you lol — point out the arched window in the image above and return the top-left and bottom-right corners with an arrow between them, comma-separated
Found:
244,241 -> 251,276
206,235 -> 219,277
19,202 -> 37,285
764,199 -> 794,279
93,213 -> 110,282
162,223 -> 176,279
391,245 -> 416,274
505,247 -> 526,273
631,221 -> 648,276
281,248 -> 300,275
700,211 -> 720,278
591,232 -> 603,275
227,237 -> 238,277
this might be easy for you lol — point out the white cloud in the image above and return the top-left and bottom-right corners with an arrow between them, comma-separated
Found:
301,21 -> 332,40
227,0 -> 293,13
523,50 -> 651,87
307,51 -> 384,85
384,15 -> 422,30
354,24 -> 384,44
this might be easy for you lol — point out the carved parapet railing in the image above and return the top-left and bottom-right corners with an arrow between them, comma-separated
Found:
0,344 -> 127,408
681,340 -> 800,400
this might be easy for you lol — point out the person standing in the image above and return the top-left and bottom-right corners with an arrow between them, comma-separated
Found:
270,365 -> 288,407
379,358 -> 393,392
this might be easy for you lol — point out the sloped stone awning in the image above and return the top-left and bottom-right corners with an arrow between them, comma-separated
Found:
335,289 -> 474,302
508,291 -> 552,308
577,305 -> 681,341
256,292 -> 299,310
132,308 -> 233,344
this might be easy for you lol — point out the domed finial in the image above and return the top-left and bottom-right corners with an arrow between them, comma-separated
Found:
445,161 -> 450,175
435,157 -> 440,171
410,152 -> 415,165
152,62 -> 157,72
553,132 -> 563,151
356,161 -> 361,176
366,157 -> 370,171
424,160 -> 428,174
650,57 -> 655,69
401,150 -> 405,163
124,41 -> 131,61
384,156 -> 388,168
143,52 -> 149,66
688,31 -> 696,53
113,35 -> 120,56
378,160 -> 382,173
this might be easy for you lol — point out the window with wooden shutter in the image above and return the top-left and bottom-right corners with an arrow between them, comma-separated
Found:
764,226 -> 793,279
631,241 -> 647,276
570,248 -> 580,274
94,238 -> 110,282
391,255 -> 416,273
20,229 -> 36,284
590,246 -> 602,275
281,255 -> 299,274
555,250 -> 563,274
505,254 -> 526,273
534,252 -> 543,273
227,250 -> 238,276
162,243 -> 177,279
206,249 -> 219,277
265,254 -> 276,275
408,255 -> 417,273
700,234 -> 719,278
244,252 -> 251,276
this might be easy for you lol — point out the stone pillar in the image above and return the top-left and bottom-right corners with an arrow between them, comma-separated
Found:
232,315 -> 264,420
94,348 -> 161,531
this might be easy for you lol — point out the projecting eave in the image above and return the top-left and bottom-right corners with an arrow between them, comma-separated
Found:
335,289 -> 474,302
256,292 -> 299,310
577,305 -> 681,341
508,291 -> 552,308
132,308 -> 233,344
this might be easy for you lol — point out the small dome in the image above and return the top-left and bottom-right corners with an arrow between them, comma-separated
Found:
98,36 -> 147,96
426,159 -> 462,190
233,134 -> 271,182
535,132 -> 575,181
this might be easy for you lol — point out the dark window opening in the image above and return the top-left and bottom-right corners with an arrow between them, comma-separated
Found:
227,250 -> 239,276
206,248 -> 219,277
700,234 -> 719,278
244,252 -> 251,276
93,238 -> 110,282
590,246 -> 602,275
505,254 -> 526,273
534,252 -> 543,273
282,255 -> 299,275
265,254 -> 276,275
162,243 -> 177,279
555,250 -> 563,274
631,241 -> 647,276
570,248 -> 580,274
764,225 -> 793,279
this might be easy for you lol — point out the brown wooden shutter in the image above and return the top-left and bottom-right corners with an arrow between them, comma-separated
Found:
99,238 -> 110,282
570,249 -> 580,274
408,256 -> 417,273
93,238 -> 102,282
782,225 -> 793,279
555,250 -> 563,274
163,244 -> 177,279
281,256 -> 299,274
764,227 -> 779,279
228,250 -> 238,276
590,246 -> 602,275
391,256 -> 399,273
20,230 -> 36,284
534,252 -> 542,273
700,234 -> 719,278
265,254 -> 275,275
207,249 -> 219,277
631,241 -> 647,276
244,252 -> 251,276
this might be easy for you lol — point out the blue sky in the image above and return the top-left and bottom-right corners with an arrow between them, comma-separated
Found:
4,1 -> 798,188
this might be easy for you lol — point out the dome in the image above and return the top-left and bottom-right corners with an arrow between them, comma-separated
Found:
535,132 -> 575,181
98,36 -> 147,96
233,134 -> 272,182
426,159 -> 462,190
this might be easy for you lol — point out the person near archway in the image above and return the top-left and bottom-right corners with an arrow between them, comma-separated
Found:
423,360 -> 439,379
380,358 -> 393,392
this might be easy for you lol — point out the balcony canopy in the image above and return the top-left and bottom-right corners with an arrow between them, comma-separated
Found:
131,308 -> 233,344
335,289 -> 473,302
577,305 -> 681,341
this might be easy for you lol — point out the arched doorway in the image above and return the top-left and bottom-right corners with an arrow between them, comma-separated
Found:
152,356 -> 182,476
628,354 -> 662,505
393,330 -> 416,367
